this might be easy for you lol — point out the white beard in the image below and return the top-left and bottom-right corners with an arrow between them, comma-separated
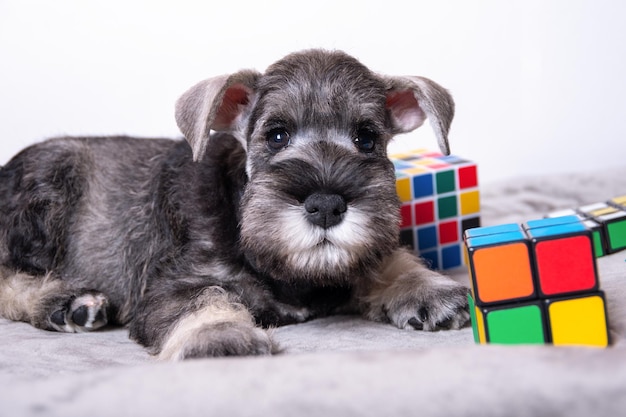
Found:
280,204 -> 373,275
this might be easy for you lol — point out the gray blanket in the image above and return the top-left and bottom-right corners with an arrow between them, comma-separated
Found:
1,167 -> 626,417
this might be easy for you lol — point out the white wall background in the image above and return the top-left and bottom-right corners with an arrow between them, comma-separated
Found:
1,0 -> 624,184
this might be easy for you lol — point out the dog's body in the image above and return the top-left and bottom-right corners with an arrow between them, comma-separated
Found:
0,50 -> 469,359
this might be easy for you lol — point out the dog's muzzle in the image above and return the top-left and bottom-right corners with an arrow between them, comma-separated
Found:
239,142 -> 401,283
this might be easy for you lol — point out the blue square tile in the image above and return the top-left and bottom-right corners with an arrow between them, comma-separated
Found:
442,245 -> 462,269
412,173 -> 434,198
417,226 -> 438,250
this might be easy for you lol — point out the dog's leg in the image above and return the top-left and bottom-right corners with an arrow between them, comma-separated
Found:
130,283 -> 287,360
359,249 -> 470,331
158,288 -> 276,360
0,267 -> 109,332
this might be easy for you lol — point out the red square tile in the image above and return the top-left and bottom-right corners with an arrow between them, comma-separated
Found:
459,165 -> 478,189
400,204 -> 412,228
534,235 -> 597,296
439,220 -> 459,244
414,201 -> 435,225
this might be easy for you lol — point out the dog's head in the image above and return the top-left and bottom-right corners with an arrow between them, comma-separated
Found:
175,50 -> 454,284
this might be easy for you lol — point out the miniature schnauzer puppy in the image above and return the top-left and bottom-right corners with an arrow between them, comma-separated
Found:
0,49 -> 469,359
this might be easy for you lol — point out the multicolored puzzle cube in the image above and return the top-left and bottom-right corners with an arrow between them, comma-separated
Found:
391,149 -> 480,270
465,216 -> 610,347
546,195 -> 626,256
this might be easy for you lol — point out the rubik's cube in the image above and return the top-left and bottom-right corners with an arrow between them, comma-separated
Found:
391,149 -> 480,270
464,216 -> 610,347
546,195 -> 626,257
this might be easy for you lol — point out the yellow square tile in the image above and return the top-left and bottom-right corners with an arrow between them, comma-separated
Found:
590,207 -> 617,217
461,190 -> 480,215
414,158 -> 439,166
475,306 -> 487,344
548,295 -> 609,347
396,177 -> 412,202
610,195 -> 626,205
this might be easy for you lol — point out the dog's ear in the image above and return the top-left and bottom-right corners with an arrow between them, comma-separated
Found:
175,70 -> 260,161
384,76 -> 455,155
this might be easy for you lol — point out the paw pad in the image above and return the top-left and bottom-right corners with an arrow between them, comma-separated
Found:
49,291 -> 109,332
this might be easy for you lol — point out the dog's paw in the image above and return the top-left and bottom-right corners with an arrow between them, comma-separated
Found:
159,321 -> 277,360
370,272 -> 470,331
254,301 -> 311,327
45,290 -> 109,332
387,284 -> 470,331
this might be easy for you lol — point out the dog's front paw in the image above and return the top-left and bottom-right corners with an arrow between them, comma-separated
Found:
388,283 -> 469,331
369,272 -> 470,331
253,301 -> 311,327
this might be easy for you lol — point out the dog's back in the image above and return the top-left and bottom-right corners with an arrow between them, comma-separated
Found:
0,136 -> 188,322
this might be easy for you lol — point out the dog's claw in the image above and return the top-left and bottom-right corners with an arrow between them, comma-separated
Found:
407,317 -> 423,330
418,306 -> 429,322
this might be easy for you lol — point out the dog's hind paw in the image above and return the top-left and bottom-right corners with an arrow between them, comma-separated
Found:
46,291 -> 109,332
159,321 -> 277,360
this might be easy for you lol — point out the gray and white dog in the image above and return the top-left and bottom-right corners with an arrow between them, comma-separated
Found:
0,49 -> 469,360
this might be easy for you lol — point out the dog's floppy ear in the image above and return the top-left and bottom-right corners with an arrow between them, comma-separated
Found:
175,70 -> 260,161
384,76 -> 455,155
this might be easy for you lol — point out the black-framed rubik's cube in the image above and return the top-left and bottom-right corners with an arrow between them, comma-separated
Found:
464,216 -> 611,347
546,195 -> 626,257
390,149 -> 480,270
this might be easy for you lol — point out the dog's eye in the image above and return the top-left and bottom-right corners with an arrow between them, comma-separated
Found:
354,128 -> 378,153
266,128 -> 291,152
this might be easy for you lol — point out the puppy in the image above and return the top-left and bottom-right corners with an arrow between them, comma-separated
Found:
0,49 -> 469,360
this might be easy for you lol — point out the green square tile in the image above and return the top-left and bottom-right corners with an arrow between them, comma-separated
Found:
436,170 -> 456,194
592,230 -> 604,257
486,304 -> 546,344
437,195 -> 458,219
468,293 -> 480,344
607,219 -> 626,251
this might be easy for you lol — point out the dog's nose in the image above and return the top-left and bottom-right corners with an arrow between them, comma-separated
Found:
304,193 -> 347,229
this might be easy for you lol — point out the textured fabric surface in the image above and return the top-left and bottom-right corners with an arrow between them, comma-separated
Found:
1,167 -> 625,417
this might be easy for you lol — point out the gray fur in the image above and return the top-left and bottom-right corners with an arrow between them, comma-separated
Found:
0,49 -> 467,360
